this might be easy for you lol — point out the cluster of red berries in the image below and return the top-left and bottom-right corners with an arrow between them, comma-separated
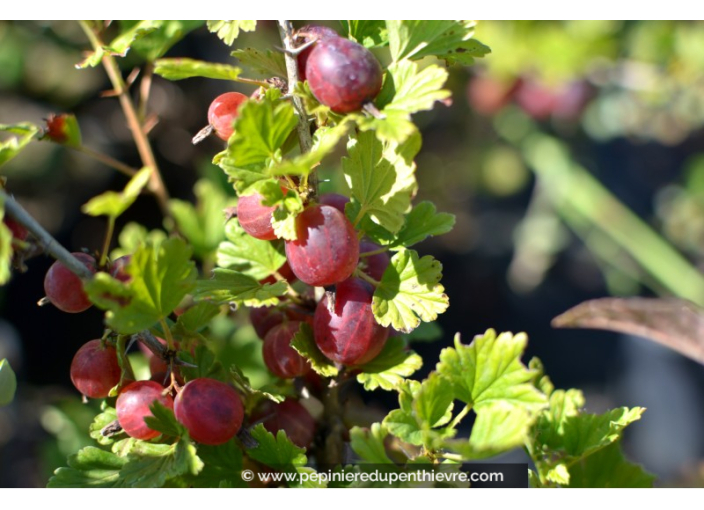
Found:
204,25 -> 383,144
242,191 -> 391,374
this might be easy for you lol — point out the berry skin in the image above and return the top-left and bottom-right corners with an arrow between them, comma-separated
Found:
3,217 -> 28,241
208,92 -> 248,141
285,204 -> 359,287
318,193 -> 349,214
250,304 -> 315,340
116,381 -> 174,441
70,339 -> 122,399
174,378 -> 244,445
237,191 -> 280,241
295,24 -> 339,81
314,277 -> 389,365
262,322 -> 310,379
359,240 -> 390,281
252,399 -> 316,448
306,37 -> 383,113
43,252 -> 97,313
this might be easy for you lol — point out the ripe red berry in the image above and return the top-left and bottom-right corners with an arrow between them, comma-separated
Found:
43,252 -> 97,313
116,381 -> 174,441
295,25 -> 339,81
70,339 -> 122,399
318,193 -> 349,214
359,240 -> 390,281
174,378 -> 244,445
237,191 -> 280,241
306,37 -> 383,113
252,399 -> 316,448
3,217 -> 28,241
208,92 -> 248,141
314,277 -> 388,365
250,304 -> 314,340
262,322 -> 310,379
285,204 -> 359,287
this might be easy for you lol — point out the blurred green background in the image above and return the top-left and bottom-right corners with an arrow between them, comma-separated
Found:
3,20 -> 704,487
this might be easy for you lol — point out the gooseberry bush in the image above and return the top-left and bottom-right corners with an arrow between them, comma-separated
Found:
0,20 -> 653,488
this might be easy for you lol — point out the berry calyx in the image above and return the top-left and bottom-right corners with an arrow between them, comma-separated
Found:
70,339 -> 122,399
208,92 -> 248,141
314,277 -> 388,365
285,204 -> 359,287
43,252 -> 97,313
262,322 -> 310,379
306,37 -> 383,113
174,378 -> 244,445
110,255 -> 131,282
116,381 -> 174,441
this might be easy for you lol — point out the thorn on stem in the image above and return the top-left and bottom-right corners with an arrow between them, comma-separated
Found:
192,124 -> 214,145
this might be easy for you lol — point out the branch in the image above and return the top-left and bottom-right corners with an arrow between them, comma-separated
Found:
1,190 -> 94,279
277,20 -> 317,199
78,21 -> 171,219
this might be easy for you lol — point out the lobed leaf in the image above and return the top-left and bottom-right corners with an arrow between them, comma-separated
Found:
231,48 -> 287,77
82,167 -> 151,219
194,268 -> 286,307
217,219 -> 287,280
0,122 -> 41,167
290,323 -> 339,378
436,330 -> 548,411
85,238 -> 197,334
207,21 -> 257,46
372,250 -> 449,333
356,336 -> 422,391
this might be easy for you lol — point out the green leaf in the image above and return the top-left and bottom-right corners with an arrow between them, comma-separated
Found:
445,404 -> 534,460
82,167 -> 151,219
115,440 -> 203,488
386,20 -> 490,65
88,406 -> 118,446
175,302 -> 221,333
376,61 -> 451,114
217,219 -> 287,280
567,442 -> 655,488
356,336 -> 422,391
383,375 -> 455,448
0,358 -> 17,406
261,184 -> 304,241
0,122 -> 41,167
342,130 -> 419,233
186,441 -> 246,488
169,179 -> 234,260
122,21 -> 203,61
270,122 -> 352,177
227,90 -> 297,168
207,21 -> 257,46
85,238 -> 197,334
143,401 -> 186,437
154,58 -> 242,81
194,268 -> 286,307
413,373 -> 454,429
247,424 -> 307,469
390,201 -> 455,248
355,111 -> 418,145
290,323 -> 339,378
372,250 -> 449,333
231,48 -> 286,77
562,407 -> 646,459
47,447 -> 127,487
110,222 -> 167,260
77,21 -> 161,68
436,330 -> 548,411
349,423 -> 393,463
342,21 -> 388,48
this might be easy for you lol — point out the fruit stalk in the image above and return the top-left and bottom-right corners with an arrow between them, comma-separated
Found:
277,20 -> 317,199
1,190 -> 94,280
